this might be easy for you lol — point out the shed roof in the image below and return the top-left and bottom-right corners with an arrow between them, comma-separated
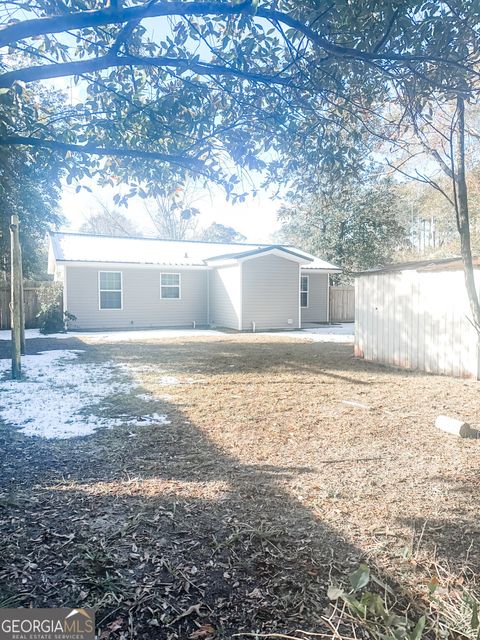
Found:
49,232 -> 341,271
356,256 -> 480,276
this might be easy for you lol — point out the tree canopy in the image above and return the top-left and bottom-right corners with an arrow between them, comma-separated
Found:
1,0 -> 480,322
1,1 -> 479,200
201,222 -> 245,243
279,176 -> 409,281
79,207 -> 142,236
0,142 -> 63,279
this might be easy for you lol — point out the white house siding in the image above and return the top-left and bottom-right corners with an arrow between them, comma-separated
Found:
65,266 -> 208,329
355,269 -> 480,379
209,265 -> 241,329
300,272 -> 329,323
241,254 -> 300,330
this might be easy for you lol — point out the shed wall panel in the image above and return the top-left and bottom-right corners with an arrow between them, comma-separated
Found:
355,270 -> 479,378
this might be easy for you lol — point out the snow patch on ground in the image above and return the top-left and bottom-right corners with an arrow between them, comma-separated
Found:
265,323 -> 354,343
158,375 -> 206,386
0,329 -> 74,341
136,392 -> 173,402
0,324 -> 354,344
0,328 -> 220,341
0,350 -> 171,440
159,375 -> 181,386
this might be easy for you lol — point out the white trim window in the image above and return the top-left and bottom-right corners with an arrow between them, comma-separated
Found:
99,271 -> 123,310
160,273 -> 181,299
301,275 -> 309,308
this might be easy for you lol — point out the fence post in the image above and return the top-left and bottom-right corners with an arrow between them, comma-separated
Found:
19,244 -> 25,355
10,215 -> 22,379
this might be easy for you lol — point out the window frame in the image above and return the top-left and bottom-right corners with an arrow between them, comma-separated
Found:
300,274 -> 309,308
98,270 -> 123,311
160,272 -> 181,300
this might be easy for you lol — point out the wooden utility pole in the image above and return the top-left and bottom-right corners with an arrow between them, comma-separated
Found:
10,215 -> 22,379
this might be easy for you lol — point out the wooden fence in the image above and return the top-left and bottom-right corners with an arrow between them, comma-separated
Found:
0,282 -> 57,329
329,286 -> 355,323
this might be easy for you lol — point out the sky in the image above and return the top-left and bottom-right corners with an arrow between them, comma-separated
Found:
61,181 -> 283,243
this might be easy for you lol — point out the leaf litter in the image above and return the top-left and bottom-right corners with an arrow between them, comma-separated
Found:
0,334 -> 479,639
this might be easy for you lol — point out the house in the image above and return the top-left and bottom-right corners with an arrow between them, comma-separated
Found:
48,232 -> 341,331
355,257 -> 480,379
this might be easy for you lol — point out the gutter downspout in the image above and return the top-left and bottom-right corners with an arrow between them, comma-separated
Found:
206,269 -> 210,327
327,273 -> 331,324
238,262 -> 243,331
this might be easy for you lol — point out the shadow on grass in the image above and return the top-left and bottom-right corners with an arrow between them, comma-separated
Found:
0,338 -> 478,639
0,390 -> 358,638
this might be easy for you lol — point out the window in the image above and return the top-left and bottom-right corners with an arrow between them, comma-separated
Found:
161,273 -> 181,299
301,275 -> 309,308
99,271 -> 122,310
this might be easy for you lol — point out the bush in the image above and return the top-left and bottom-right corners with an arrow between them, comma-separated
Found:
37,282 -> 76,334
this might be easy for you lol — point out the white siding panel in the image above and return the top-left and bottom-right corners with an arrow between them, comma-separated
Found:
355,269 -> 479,379
242,254 -> 300,330
210,264 -> 241,330
301,273 -> 329,323
66,266 -> 207,329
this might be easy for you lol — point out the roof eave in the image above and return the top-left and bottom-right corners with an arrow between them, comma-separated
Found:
302,267 -> 342,273
207,246 -> 313,265
355,256 -> 480,277
53,259 -> 209,270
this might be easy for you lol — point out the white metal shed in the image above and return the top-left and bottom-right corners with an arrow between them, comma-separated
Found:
355,258 -> 480,379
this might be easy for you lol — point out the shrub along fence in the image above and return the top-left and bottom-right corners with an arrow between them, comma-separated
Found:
0,282 -> 60,329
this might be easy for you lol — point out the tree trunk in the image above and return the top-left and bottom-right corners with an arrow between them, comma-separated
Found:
454,96 -> 480,331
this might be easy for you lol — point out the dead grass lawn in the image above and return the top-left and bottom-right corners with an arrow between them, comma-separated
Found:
1,334 -> 479,639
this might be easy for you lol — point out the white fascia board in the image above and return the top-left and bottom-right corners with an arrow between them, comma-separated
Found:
205,259 -> 238,268
207,249 -> 311,267
54,260 -> 209,270
237,248 -> 311,264
301,268 -> 342,274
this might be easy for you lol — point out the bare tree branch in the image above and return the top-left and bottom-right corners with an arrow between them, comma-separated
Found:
384,156 -> 455,206
0,135 -> 209,172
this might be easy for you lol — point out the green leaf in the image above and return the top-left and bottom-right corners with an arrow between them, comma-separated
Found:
408,615 -> 426,640
349,564 -> 370,591
471,601 -> 479,630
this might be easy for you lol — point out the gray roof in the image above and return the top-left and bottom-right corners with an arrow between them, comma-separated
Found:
206,245 -> 313,263
49,232 -> 341,271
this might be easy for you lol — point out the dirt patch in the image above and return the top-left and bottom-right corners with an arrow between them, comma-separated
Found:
0,334 -> 479,639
